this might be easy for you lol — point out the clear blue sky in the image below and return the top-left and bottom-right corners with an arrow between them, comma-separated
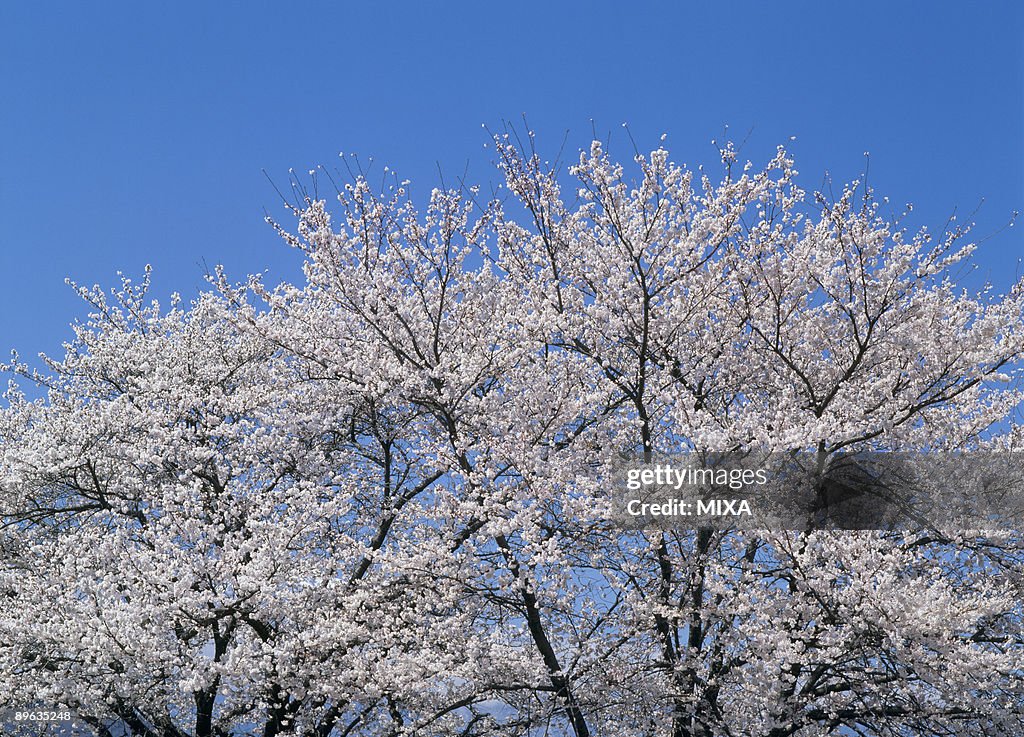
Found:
1,2 -> 1022,366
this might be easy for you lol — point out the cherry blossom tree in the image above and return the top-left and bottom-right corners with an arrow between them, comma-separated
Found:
1,131 -> 1022,737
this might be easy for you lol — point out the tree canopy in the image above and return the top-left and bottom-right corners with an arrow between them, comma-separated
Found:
2,133 -> 1022,737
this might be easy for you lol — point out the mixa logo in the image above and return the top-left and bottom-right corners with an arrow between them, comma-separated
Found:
697,499 -> 751,516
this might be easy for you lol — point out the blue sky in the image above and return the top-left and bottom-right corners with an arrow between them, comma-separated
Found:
1,2 -> 1022,367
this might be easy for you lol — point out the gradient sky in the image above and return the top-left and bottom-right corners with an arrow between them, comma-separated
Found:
1,2 -> 1022,370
